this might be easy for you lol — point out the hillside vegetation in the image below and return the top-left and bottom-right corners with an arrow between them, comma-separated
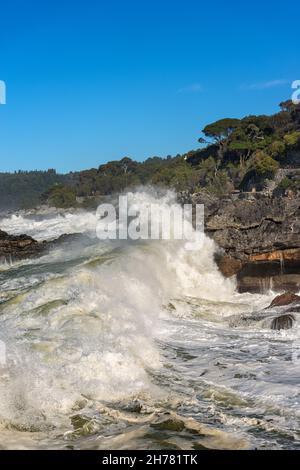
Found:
0,170 -> 72,210
1,100 -> 299,210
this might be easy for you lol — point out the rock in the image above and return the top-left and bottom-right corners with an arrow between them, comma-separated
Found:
268,292 -> 300,308
271,314 -> 295,330
237,273 -> 300,294
216,255 -> 243,277
0,229 -> 46,261
181,191 -> 300,293
48,232 -> 91,248
0,229 -> 94,263
249,248 -> 300,263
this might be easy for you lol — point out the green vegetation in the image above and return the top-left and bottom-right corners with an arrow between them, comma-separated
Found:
187,99 -> 300,192
277,175 -> 300,193
251,151 -> 279,177
0,169 -> 71,210
269,140 -> 286,159
41,183 -> 77,208
283,131 -> 300,147
202,118 -> 241,142
0,100 -> 299,210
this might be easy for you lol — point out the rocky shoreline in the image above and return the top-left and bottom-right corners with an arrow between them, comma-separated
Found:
1,196 -> 300,332
0,229 -> 46,261
0,229 -> 89,262
1,191 -> 300,294
179,190 -> 300,294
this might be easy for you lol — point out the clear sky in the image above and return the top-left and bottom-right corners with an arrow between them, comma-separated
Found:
0,0 -> 299,173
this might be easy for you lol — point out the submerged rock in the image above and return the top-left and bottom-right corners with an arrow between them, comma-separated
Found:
271,314 -> 295,330
228,291 -> 299,330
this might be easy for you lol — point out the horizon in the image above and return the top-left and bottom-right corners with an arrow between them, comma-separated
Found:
0,0 -> 299,173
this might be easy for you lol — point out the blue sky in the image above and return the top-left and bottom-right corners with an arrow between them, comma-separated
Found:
0,0 -> 299,173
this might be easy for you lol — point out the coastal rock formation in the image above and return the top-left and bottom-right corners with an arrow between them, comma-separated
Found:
268,292 -> 299,330
228,291 -> 299,330
1,189 -> 300,294
267,291 -> 300,308
215,255 -> 243,278
270,314 -> 295,330
0,229 -> 46,261
0,229 -> 91,262
179,191 -> 300,293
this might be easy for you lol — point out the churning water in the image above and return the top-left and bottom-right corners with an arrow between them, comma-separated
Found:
0,189 -> 299,449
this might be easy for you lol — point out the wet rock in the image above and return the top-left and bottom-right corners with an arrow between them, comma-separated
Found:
237,273 -> 300,294
268,292 -> 300,308
47,232 -> 93,250
0,229 -> 46,261
216,255 -> 243,278
181,191 -> 300,293
271,314 -> 295,330
0,229 -> 93,262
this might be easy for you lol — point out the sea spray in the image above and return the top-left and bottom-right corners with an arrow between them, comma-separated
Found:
0,187 -> 298,449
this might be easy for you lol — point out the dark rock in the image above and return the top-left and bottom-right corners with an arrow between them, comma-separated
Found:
271,314 -> 295,330
216,255 -> 243,277
0,229 -> 46,261
0,229 -> 93,262
268,292 -> 300,308
48,232 -> 92,248
237,274 -> 300,294
180,191 -> 300,293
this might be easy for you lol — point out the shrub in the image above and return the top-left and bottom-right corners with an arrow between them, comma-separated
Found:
278,177 -> 293,190
283,131 -> 300,147
269,140 -> 286,159
252,151 -> 279,177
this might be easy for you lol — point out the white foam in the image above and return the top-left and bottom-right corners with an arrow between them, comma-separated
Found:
1,187 -> 298,449
0,210 -> 99,241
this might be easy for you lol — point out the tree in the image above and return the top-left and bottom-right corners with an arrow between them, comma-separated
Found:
279,100 -> 295,112
242,115 -> 275,135
44,184 -> 77,208
202,118 -> 241,142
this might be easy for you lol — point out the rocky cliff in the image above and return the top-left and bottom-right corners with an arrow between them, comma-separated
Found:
179,191 -> 300,293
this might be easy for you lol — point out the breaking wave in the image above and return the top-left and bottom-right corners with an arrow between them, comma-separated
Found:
0,188 -> 298,449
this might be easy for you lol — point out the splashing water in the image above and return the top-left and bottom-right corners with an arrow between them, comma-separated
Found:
0,188 -> 299,450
